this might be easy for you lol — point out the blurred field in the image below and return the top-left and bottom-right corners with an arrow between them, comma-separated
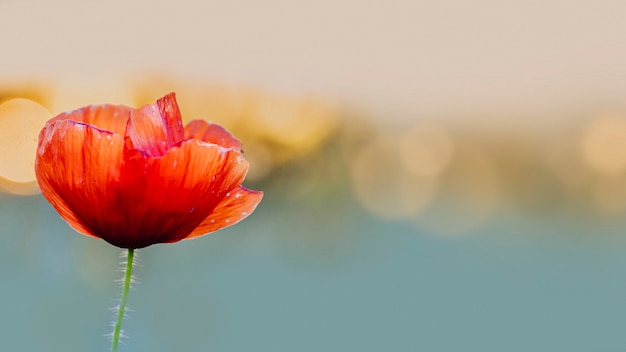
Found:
3,0 -> 626,351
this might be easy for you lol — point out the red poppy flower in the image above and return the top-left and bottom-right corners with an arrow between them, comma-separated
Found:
35,93 -> 263,249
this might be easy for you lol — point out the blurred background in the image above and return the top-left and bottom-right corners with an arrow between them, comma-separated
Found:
3,0 -> 626,351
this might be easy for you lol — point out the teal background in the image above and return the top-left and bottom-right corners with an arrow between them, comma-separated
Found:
3,180 -> 626,351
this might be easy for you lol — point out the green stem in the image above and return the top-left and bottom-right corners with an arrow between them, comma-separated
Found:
111,248 -> 135,352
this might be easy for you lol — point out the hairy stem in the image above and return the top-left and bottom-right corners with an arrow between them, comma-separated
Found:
111,248 -> 135,352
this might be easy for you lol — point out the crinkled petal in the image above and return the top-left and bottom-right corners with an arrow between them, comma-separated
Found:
125,93 -> 185,156
185,186 -> 263,240
49,104 -> 131,135
184,119 -> 242,151
35,120 -> 125,239
157,93 -> 185,144
98,139 -> 251,248
36,93 -> 262,249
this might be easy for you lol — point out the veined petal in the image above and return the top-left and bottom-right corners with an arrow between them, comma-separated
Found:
49,104 -> 131,135
126,104 -> 169,156
35,93 -> 263,249
35,120 -> 125,239
157,93 -> 185,145
185,186 -> 263,240
184,119 -> 242,151
125,93 -> 185,156
98,139 -> 251,248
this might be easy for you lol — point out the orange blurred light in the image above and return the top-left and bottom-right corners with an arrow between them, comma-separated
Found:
580,114 -> 626,176
253,95 -> 337,149
400,122 -> 455,178
0,98 -> 52,187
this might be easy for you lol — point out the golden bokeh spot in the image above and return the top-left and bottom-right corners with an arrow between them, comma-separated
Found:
250,93 -> 338,155
413,144 -> 500,237
50,76 -> 135,115
134,78 -> 339,168
133,77 -> 253,130
0,98 -> 52,184
580,114 -> 626,176
0,178 -> 41,195
399,122 -> 455,178
0,82 -> 52,108
350,136 -> 438,219
180,86 -> 256,129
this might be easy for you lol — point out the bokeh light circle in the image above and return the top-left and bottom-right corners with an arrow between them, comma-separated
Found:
0,98 -> 52,183
580,114 -> 626,176
399,122 -> 455,178
350,136 -> 438,219
413,144 -> 500,237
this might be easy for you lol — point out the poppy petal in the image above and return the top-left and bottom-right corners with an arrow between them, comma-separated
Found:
185,186 -> 263,240
125,93 -> 185,156
35,120 -> 125,239
98,140 -> 252,248
49,104 -> 131,135
35,94 -> 263,249
184,119 -> 243,151
157,93 -> 185,145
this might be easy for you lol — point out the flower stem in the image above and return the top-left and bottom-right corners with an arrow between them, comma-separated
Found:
111,248 -> 135,352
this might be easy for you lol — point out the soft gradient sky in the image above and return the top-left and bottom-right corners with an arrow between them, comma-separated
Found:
3,0 -> 626,121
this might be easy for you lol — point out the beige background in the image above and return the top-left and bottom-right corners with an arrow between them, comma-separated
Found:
2,0 -> 626,121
